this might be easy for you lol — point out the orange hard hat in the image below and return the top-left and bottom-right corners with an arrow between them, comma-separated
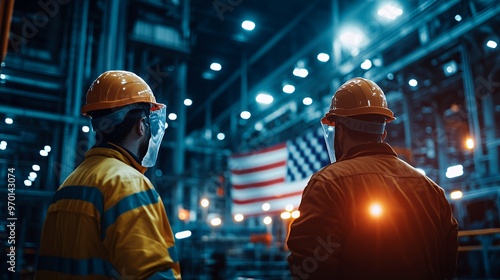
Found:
81,70 -> 163,115
321,77 -> 395,125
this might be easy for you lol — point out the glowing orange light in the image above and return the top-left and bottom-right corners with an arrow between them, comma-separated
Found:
450,190 -> 463,200
465,138 -> 474,149
369,203 -> 383,217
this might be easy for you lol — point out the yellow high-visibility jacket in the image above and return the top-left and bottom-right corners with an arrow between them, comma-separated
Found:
35,143 -> 181,279
287,142 -> 458,280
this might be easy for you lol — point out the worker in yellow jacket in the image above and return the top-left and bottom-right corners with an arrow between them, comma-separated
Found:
287,77 -> 458,279
35,70 -> 181,279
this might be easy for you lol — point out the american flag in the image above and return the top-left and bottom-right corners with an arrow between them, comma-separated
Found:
229,128 -> 330,216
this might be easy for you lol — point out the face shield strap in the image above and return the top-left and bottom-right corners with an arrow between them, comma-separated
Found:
336,116 -> 386,134
90,103 -> 147,132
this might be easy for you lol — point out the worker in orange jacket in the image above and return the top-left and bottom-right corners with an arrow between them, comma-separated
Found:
287,77 -> 458,279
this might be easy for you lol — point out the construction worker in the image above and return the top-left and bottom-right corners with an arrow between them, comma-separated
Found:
287,77 -> 458,279
35,71 -> 181,279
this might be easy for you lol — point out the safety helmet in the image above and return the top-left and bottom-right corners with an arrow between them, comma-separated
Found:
81,70 -> 163,115
321,77 -> 395,125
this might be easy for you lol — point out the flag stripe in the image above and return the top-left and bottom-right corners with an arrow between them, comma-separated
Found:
232,179 -> 309,201
230,143 -> 287,159
232,178 -> 285,190
231,160 -> 287,175
230,165 -> 286,186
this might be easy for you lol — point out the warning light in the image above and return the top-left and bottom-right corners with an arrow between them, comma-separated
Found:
369,203 -> 383,217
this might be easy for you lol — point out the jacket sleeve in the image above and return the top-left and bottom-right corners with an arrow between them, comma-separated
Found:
102,179 -> 181,279
287,178 -> 343,279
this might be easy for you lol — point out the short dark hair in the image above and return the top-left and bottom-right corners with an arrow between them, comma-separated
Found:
336,114 -> 387,143
88,103 -> 150,145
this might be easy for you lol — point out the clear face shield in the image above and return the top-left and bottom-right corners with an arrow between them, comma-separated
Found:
142,105 -> 166,167
321,118 -> 336,164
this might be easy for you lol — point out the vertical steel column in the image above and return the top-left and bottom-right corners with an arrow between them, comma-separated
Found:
97,0 -> 124,72
481,93 -> 498,175
173,0 -> 190,231
59,0 -> 88,183
173,62 -> 187,231
460,44 -> 485,175
433,101 -> 449,185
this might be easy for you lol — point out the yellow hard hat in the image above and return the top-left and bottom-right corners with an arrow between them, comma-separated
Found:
321,77 -> 395,125
81,70 -> 163,115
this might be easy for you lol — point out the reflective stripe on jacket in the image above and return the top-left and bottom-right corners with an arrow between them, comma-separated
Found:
36,143 -> 181,280
287,142 -> 458,280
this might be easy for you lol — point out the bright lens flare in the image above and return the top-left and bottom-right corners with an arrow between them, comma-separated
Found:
465,138 -> 474,149
369,203 -> 383,217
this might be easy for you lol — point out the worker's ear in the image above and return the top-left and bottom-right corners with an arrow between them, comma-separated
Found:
135,117 -> 148,137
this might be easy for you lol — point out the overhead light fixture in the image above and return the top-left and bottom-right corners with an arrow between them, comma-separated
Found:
282,83 -> 295,94
281,212 -> 291,220
408,79 -> 418,87
210,217 -> 222,226
29,172 -> 37,179
184,99 -> 193,106
40,150 -> 48,156
302,97 -> 313,105
377,3 -> 403,20
32,164 -> 40,171
317,53 -> 330,62
446,164 -> 464,178
387,73 -> 394,80
0,141 -> 6,150
263,216 -> 272,225
168,113 -> 177,120
44,145 -> 51,152
262,202 -> 271,211
360,59 -> 372,70
339,27 -> 367,51
256,93 -> 273,104
293,60 -> 309,78
5,118 -> 13,124
443,60 -> 458,76
210,62 -> 222,71
240,111 -> 251,119
285,204 -> 294,212
234,214 -> 244,222
486,40 -> 497,49
465,137 -> 474,150
175,230 -> 192,239
24,180 -> 32,187
450,190 -> 463,200
241,20 -> 255,31
454,14 -> 462,22
0,74 -> 6,80
82,126 -> 90,133
217,133 -> 225,140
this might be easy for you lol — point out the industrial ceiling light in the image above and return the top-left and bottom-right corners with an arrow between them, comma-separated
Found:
360,59 -> 372,70
241,20 -> 255,31
486,40 -> 497,49
256,93 -> 273,104
168,113 -> 177,120
377,3 -> 403,20
282,83 -> 295,94
302,97 -> 313,105
408,79 -> 418,87
443,60 -> 458,76
82,125 -> 90,133
293,60 -> 309,78
5,117 -> 13,124
454,14 -> 462,22
217,132 -> 225,140
240,111 -> 251,119
446,164 -> 464,178
317,53 -> 330,62
210,62 -> 222,71
184,98 -> 193,106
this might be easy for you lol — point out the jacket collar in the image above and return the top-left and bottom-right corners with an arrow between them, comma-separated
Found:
86,142 -> 147,174
340,142 -> 398,161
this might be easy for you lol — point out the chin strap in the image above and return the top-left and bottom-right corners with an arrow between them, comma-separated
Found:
336,116 -> 385,134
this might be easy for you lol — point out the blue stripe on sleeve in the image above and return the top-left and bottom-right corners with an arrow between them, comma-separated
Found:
101,188 -> 159,240
36,255 -> 115,276
148,269 -> 177,280
51,186 -> 104,215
